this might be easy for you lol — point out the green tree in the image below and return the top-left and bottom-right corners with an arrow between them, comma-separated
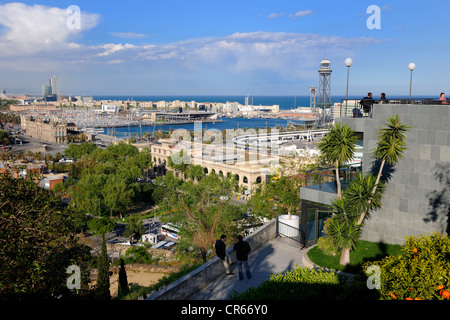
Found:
117,258 -> 129,297
101,175 -> 134,218
87,217 -> 117,236
96,234 -> 111,300
0,172 -> 93,299
70,173 -> 108,216
0,130 -> 11,146
64,142 -> 97,159
357,114 -> 409,225
248,175 -> 301,220
317,123 -> 357,199
122,218 -> 145,241
167,149 -> 189,172
186,164 -> 205,181
107,141 -> 138,158
364,233 -> 450,300
325,115 -> 408,266
160,174 -> 240,262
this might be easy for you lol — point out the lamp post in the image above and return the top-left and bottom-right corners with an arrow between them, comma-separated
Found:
408,62 -> 416,102
344,58 -> 353,117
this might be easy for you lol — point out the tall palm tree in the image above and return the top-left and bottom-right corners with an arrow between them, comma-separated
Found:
329,115 -> 408,266
318,122 -> 357,199
357,115 -> 409,225
327,197 -> 361,266
329,174 -> 385,266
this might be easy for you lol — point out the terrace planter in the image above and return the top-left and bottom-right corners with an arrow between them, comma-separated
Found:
278,214 -> 300,238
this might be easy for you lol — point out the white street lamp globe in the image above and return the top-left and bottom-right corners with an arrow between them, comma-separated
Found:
344,58 -> 353,67
408,63 -> 416,71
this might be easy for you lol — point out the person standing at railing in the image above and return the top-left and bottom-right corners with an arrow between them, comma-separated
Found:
215,235 -> 234,275
233,235 -> 252,280
360,92 -> 375,117
379,92 -> 389,104
439,92 -> 448,104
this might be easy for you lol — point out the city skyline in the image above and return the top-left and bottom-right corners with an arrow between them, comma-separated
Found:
0,1 -> 449,97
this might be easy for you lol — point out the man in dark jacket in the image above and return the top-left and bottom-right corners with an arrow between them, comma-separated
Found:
360,92 -> 374,117
233,235 -> 252,280
215,235 -> 233,275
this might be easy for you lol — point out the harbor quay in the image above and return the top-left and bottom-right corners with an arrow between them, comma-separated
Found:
9,96 -> 321,132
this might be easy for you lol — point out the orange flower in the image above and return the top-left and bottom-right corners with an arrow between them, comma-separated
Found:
440,290 -> 450,299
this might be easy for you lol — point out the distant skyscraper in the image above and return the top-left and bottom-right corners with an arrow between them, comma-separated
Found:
42,85 -> 52,97
49,76 -> 60,95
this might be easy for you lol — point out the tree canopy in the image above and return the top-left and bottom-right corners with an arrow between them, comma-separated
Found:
159,172 -> 244,262
0,172 -> 93,299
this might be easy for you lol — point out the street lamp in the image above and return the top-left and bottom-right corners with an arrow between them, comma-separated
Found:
408,62 -> 416,102
344,58 -> 353,117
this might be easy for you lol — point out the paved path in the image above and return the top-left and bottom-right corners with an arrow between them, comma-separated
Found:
188,237 -> 309,300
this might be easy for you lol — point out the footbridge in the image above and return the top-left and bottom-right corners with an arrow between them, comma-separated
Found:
232,129 -> 329,150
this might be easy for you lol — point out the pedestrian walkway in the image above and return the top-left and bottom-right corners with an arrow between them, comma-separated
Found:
188,236 -> 309,300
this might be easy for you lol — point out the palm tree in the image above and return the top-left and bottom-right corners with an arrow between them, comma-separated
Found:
328,174 -> 385,265
318,122 -> 357,199
327,115 -> 408,266
357,115 -> 409,225
326,197 -> 361,266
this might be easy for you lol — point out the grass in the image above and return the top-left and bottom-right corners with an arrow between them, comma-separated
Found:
307,240 -> 402,274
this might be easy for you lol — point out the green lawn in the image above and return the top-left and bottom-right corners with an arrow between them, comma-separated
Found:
307,240 -> 402,273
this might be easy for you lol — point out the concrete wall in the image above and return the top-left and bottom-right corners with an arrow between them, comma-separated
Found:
338,103 -> 449,244
146,218 -> 277,300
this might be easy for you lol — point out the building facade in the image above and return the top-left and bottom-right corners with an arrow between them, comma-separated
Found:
21,116 -> 77,143
150,139 -> 276,192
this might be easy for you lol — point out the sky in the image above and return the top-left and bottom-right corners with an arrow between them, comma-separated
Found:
0,0 -> 449,97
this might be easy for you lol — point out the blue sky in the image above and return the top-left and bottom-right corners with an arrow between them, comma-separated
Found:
0,0 -> 449,97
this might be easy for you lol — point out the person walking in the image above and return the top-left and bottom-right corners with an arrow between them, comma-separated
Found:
215,235 -> 233,275
233,235 -> 252,280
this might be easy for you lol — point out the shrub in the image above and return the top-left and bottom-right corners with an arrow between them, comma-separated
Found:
229,265 -> 378,300
363,232 -> 450,300
121,246 -> 160,265
316,218 -> 339,256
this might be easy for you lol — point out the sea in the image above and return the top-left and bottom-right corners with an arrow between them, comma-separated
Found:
92,95 -> 360,137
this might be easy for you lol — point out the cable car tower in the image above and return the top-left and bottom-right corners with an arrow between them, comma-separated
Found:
309,86 -> 316,111
318,58 -> 332,125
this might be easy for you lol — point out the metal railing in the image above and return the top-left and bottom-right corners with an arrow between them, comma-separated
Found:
339,98 -> 450,118
303,163 -> 362,193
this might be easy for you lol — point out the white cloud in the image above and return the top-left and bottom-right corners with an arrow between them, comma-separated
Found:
97,43 -> 136,57
0,2 -> 99,57
0,3 -> 382,94
290,10 -> 313,20
268,13 -> 285,19
110,32 -> 148,39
